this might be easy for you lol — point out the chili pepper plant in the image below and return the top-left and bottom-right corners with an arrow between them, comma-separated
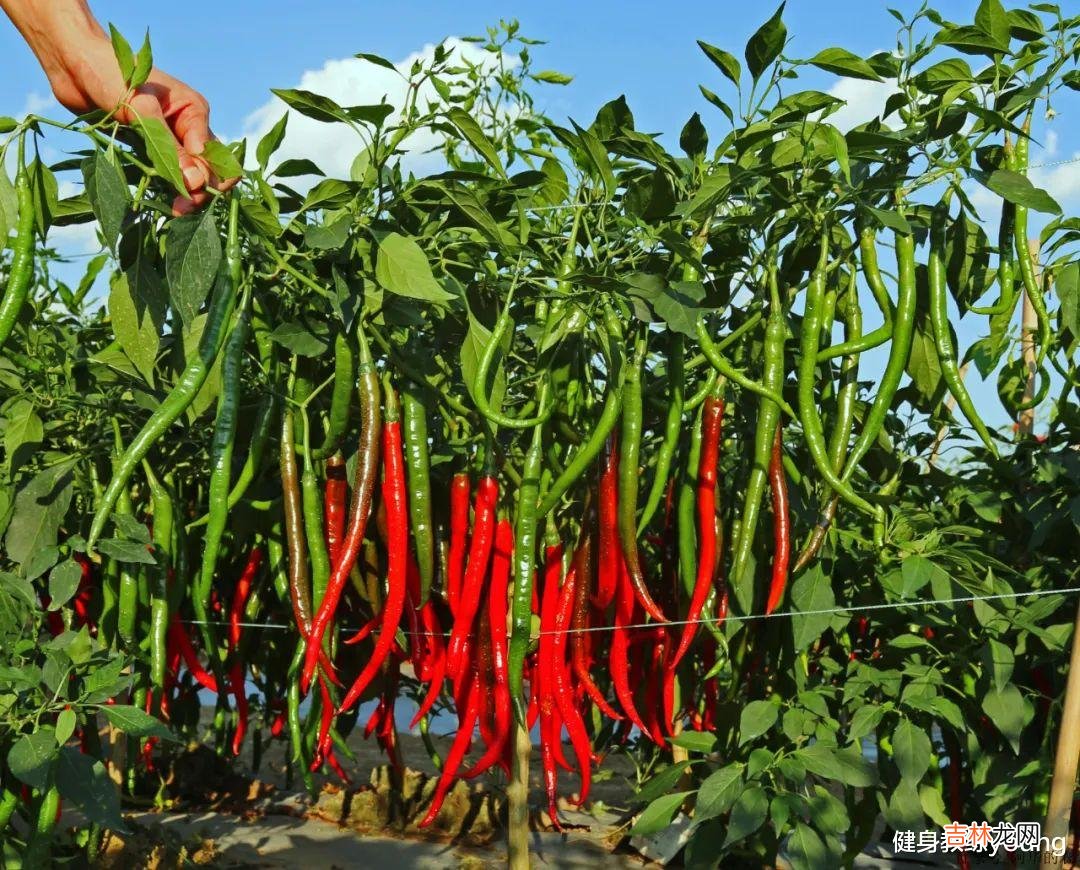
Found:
0,4 -> 1078,867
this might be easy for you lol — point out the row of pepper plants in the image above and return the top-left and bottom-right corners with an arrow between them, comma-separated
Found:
0,3 -> 1078,867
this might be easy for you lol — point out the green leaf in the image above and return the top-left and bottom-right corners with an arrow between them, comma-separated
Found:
56,748 -> 126,831
892,719 -> 932,782
133,116 -> 188,196
110,267 -> 167,385
49,559 -> 83,610
100,704 -> 178,741
986,638 -> 1015,690
631,791 -> 690,837
745,3 -> 787,82
256,113 -> 288,170
724,785 -> 768,845
787,823 -> 828,870
532,70 -> 573,85
55,708 -> 77,746
698,40 -> 741,86
95,538 -> 156,565
978,168 -> 1061,214
975,0 -> 1011,49
906,321 -> 943,407
201,141 -> 243,180
669,731 -> 717,753
8,729 -> 57,789
374,232 -> 454,305
865,205 -> 912,235
130,30 -> 153,89
82,151 -> 129,251
4,460 -> 75,566
635,761 -> 693,805
108,24 -> 135,84
698,86 -> 734,124
268,320 -> 330,357
981,683 -> 1032,753
1057,261 -> 1079,339
695,763 -> 744,821
4,399 -> 43,475
447,108 -> 506,179
791,565 -> 837,651
740,700 -> 779,744
919,783 -> 951,826
808,785 -> 850,834
271,88 -> 349,124
809,47 -> 883,81
166,206 -> 222,325
355,52 -> 399,72
23,545 -> 58,582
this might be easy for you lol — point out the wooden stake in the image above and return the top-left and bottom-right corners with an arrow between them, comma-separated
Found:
1017,237 -> 1039,436
1043,597 -> 1080,867
507,717 -> 531,869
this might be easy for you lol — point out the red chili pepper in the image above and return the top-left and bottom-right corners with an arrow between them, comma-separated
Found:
764,427 -> 790,615
447,472 -> 471,614
312,676 -> 335,770
339,409 -> 409,713
595,438 -> 619,609
418,672 -> 481,828
168,615 -> 219,694
643,628 -> 666,744
464,520 -> 514,778
551,558 -> 593,806
226,546 -> 261,756
611,555 -> 648,734
664,395 -> 723,730
571,525 -> 621,721
446,475 -> 498,679
539,545 -> 572,776
324,453 -> 348,568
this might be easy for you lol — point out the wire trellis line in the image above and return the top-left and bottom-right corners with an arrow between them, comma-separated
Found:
184,583 -> 1080,639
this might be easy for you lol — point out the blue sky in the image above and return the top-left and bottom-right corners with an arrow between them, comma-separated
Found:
0,1 -> 1076,437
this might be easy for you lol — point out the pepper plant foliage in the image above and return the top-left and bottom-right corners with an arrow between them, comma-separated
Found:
0,3 -> 1077,866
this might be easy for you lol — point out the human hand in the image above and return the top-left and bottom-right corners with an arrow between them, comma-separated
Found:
1,1 -> 237,215
50,39 -> 238,216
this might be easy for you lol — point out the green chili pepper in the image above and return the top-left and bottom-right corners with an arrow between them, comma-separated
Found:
286,640 -> 315,794
799,230 -> 879,519
301,405 -> 331,615
23,782 -> 60,867
0,132 -> 35,351
536,302 -> 624,518
971,138 -> 1018,317
928,195 -> 999,456
1013,112 -> 1051,369
142,460 -> 173,712
816,214 -> 893,361
840,220 -> 918,490
729,255 -> 785,611
638,330 -> 684,534
87,194 -> 241,551
473,293 -> 554,430
618,328 -> 669,623
312,330 -> 355,461
112,421 -> 139,650
677,401 -> 705,597
402,381 -> 435,605
697,316 -> 797,420
194,294 -> 250,664
509,381 -> 549,723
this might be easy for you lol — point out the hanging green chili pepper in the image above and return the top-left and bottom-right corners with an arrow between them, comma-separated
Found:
312,330 -> 355,461
0,132 -> 35,351
798,230 -> 881,520
840,219 -> 918,488
402,380 -> 435,605
1013,114 -> 1052,369
508,381 -> 549,722
617,329 -> 669,623
928,194 -> 998,456
88,194 -> 241,551
638,330 -> 684,534
728,255 -> 785,608
142,460 -> 173,712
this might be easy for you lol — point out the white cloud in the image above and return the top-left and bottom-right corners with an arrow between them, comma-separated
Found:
20,91 -> 56,119
825,77 -> 900,132
1044,129 -> 1059,157
238,38 -> 513,190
